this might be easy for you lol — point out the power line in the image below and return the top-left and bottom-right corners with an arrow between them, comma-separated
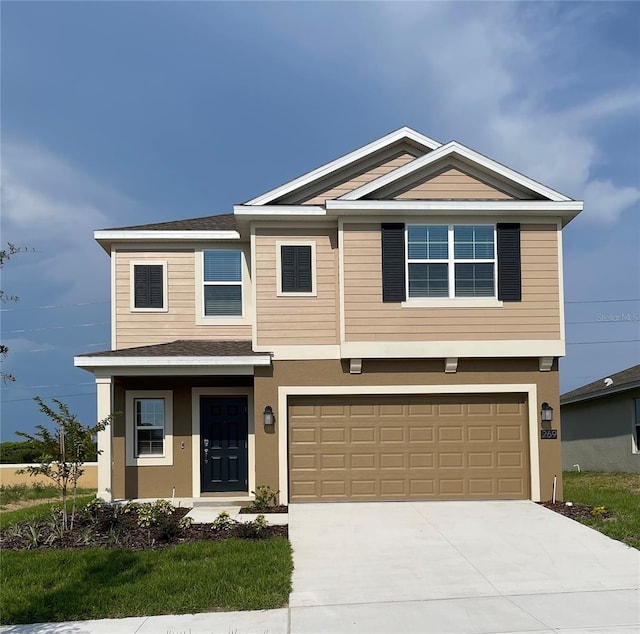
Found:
567,339 -> 640,345
566,320 -> 640,325
565,298 -> 639,304
0,301 -> 109,313
1,382 -> 94,390
4,322 -> 108,334
2,392 -> 95,403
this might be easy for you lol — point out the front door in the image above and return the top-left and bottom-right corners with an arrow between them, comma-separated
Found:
200,396 -> 248,493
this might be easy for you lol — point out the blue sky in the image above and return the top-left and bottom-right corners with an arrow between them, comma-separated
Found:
1,2 -> 639,441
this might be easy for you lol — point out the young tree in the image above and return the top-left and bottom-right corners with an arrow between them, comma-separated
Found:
1,243 -> 31,383
17,397 -> 115,531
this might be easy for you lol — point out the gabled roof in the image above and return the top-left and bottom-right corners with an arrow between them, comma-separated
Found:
244,127 -> 441,206
105,213 -> 237,232
340,141 -> 572,203
561,364 -> 640,405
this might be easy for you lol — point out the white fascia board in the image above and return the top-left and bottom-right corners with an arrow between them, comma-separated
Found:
94,230 -> 241,241
244,127 -> 442,206
233,205 -> 326,218
74,355 -> 272,368
339,141 -> 573,203
325,200 -> 583,223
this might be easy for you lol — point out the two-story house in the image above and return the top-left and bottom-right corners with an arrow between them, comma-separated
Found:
75,127 -> 582,504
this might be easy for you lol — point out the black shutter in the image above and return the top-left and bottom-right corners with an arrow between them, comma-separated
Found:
497,223 -> 521,301
381,223 -> 406,302
134,265 -> 164,308
281,246 -> 312,293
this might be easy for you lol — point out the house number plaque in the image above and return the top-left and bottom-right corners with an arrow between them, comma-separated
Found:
540,429 -> 558,440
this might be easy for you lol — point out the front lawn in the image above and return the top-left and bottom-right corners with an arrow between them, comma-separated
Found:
1,538 -> 293,624
563,471 -> 640,550
0,498 -> 293,624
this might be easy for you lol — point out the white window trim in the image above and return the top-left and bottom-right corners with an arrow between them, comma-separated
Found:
405,224 -> 497,302
194,247 -> 251,326
125,390 -> 173,466
276,241 -> 317,297
129,261 -> 168,312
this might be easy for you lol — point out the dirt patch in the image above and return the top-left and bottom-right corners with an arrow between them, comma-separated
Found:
538,501 -> 612,521
239,505 -> 288,514
0,497 -> 63,512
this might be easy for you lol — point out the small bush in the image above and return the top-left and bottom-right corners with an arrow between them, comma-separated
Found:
235,514 -> 269,539
591,505 -> 607,518
249,485 -> 279,511
212,511 -> 236,532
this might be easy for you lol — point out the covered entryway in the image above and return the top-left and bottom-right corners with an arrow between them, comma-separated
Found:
289,393 -> 529,501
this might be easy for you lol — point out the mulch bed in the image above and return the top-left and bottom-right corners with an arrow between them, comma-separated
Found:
239,505 -> 288,514
538,501 -> 612,521
0,506 -> 287,551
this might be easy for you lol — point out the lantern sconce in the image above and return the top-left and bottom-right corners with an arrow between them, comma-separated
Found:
263,405 -> 275,426
540,402 -> 554,423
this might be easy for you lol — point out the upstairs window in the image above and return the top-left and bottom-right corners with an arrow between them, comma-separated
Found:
131,262 -> 166,311
278,244 -> 315,295
203,250 -> 243,316
407,224 -> 496,299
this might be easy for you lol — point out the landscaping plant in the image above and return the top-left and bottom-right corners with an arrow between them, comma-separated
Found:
16,398 -> 115,532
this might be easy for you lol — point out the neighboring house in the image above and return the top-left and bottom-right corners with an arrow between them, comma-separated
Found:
74,127 -> 583,504
561,365 -> 640,474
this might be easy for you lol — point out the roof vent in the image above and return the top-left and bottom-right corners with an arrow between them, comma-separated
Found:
604,378 -> 613,387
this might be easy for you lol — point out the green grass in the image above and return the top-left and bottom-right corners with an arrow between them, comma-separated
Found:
563,471 -> 640,550
0,538 -> 293,624
0,495 -> 96,530
0,483 -> 96,508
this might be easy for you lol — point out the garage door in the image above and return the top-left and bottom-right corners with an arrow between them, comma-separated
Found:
289,393 -> 529,501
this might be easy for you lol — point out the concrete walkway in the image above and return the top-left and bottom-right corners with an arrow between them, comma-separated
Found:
2,501 -> 639,633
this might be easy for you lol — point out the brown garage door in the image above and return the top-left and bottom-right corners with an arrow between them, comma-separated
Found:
289,393 -> 529,501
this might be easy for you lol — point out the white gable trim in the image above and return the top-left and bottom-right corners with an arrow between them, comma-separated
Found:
94,230 -> 240,241
244,127 -> 441,206
339,141 -> 573,203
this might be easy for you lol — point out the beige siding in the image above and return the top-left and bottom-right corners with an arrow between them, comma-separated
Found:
343,223 -> 561,341
300,153 -> 416,205
393,167 -> 514,200
115,249 -> 251,349
255,228 -> 339,345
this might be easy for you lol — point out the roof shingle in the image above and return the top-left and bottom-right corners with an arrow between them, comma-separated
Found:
77,339 -> 263,358
561,364 -> 640,404
104,213 -> 237,232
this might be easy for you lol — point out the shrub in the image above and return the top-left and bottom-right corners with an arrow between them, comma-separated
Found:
249,485 -> 279,511
212,511 -> 236,532
235,514 -> 269,539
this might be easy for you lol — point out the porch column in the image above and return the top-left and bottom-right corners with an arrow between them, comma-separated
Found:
95,377 -> 113,502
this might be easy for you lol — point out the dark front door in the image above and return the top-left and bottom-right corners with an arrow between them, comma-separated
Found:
200,396 -> 248,493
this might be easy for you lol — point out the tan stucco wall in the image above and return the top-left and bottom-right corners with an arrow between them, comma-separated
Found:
254,358 -> 562,502
562,388 -> 640,473
111,376 -> 252,500
0,463 -> 98,488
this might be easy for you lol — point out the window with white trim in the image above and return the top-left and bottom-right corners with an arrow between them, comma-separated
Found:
203,250 -> 243,316
130,261 -> 167,311
134,398 -> 165,456
125,390 -> 173,466
407,224 -> 496,298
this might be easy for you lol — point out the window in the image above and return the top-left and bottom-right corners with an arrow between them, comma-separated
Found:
131,262 -> 166,311
407,225 -> 496,299
126,390 -> 173,466
634,399 -> 640,453
277,242 -> 316,295
203,250 -> 243,316
135,398 -> 165,456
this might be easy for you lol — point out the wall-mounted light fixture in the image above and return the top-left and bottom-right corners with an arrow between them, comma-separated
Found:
540,402 -> 554,423
263,405 -> 275,426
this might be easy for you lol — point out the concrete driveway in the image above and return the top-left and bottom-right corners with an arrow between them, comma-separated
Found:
289,500 -> 640,634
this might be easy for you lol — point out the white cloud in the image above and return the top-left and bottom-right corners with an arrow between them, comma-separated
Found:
1,142 -> 137,303
265,2 -> 639,223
